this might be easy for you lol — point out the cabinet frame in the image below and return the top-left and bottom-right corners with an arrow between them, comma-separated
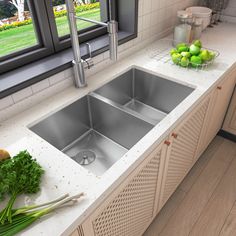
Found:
158,96 -> 210,210
71,66 -> 236,236
81,140 -> 167,236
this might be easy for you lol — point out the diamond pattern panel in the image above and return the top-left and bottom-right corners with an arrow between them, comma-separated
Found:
92,150 -> 161,236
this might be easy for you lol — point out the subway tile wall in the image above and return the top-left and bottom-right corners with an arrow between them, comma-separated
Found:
0,0 -> 198,122
222,0 -> 236,17
221,0 -> 236,23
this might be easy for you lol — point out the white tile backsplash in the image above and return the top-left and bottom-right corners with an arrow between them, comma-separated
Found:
143,0 -> 152,15
138,16 -> 143,32
143,14 -> 151,29
64,68 -> 73,78
48,72 -> 66,85
159,0 -> 166,9
151,11 -> 159,27
138,0 -> 144,16
0,96 -> 13,111
12,87 -> 33,103
31,79 -> 50,94
0,0 -> 199,122
151,0 -> 160,11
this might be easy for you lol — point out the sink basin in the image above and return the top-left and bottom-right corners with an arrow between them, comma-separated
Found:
30,95 -> 153,175
94,68 -> 194,124
30,67 -> 195,175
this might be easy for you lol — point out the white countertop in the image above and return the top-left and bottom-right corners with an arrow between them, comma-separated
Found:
0,22 -> 236,236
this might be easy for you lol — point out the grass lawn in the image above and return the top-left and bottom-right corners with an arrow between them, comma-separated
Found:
0,8 -> 101,57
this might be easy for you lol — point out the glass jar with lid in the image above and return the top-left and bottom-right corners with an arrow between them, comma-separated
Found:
173,10 -> 193,46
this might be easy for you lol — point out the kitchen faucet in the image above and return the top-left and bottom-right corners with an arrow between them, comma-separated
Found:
65,0 -> 118,88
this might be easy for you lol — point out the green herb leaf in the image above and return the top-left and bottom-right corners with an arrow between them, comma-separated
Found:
0,150 -> 44,224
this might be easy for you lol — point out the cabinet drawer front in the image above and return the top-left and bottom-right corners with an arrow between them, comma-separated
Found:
207,71 -> 236,143
223,87 -> 236,135
160,98 -> 209,207
92,149 -> 162,236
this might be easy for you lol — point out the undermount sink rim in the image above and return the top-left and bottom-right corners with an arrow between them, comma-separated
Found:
28,66 -> 196,176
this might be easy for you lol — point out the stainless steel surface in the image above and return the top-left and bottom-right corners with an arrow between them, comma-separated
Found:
76,14 -> 118,62
65,130 -> 127,176
83,43 -> 94,69
73,150 -> 96,165
72,60 -> 86,87
66,0 -> 86,88
65,0 -> 118,88
108,21 -> 118,61
94,68 -> 194,124
124,99 -> 167,123
75,16 -> 108,27
30,95 -> 153,175
30,68 -> 194,175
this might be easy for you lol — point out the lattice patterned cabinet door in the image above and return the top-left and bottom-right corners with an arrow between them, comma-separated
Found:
159,98 -> 210,208
205,71 -> 236,145
90,145 -> 164,236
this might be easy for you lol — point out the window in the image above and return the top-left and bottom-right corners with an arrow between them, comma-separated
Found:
52,0 -> 102,37
0,0 -> 137,77
0,0 -> 108,73
0,0 -> 54,73
0,1 -> 38,57
47,0 -> 108,51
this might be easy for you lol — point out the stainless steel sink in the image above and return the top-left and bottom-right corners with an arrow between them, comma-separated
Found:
30,67 -> 194,175
94,68 -> 194,124
30,95 -> 153,175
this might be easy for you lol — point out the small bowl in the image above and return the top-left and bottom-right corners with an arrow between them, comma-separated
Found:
186,7 -> 212,30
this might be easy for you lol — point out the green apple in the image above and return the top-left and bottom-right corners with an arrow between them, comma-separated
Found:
190,55 -> 202,68
199,49 -> 211,61
170,48 -> 178,55
177,46 -> 189,53
176,43 -> 188,50
189,44 -> 201,55
209,51 -> 216,60
180,57 -> 190,67
181,51 -> 191,58
171,53 -> 182,65
193,39 -> 202,49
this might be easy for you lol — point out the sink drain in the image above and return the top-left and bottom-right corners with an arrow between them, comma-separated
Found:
74,150 -> 96,165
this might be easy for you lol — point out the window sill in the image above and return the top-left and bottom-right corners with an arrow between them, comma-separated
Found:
0,31 -> 135,99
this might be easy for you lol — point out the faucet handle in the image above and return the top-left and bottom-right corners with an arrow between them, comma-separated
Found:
86,43 -> 92,60
83,43 -> 94,69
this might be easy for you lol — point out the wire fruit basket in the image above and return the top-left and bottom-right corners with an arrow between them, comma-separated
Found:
148,39 -> 220,70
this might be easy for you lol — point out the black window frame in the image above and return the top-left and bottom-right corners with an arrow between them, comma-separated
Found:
0,0 -> 54,74
44,0 -> 109,52
0,0 -> 138,98
0,0 -> 110,74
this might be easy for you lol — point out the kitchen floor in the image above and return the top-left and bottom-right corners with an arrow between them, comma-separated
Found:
144,136 -> 236,236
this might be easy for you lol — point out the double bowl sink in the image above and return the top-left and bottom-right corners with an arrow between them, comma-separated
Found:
30,68 -> 194,176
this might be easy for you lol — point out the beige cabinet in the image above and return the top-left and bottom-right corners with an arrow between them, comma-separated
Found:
79,141 -> 167,236
71,68 -> 236,236
70,227 -> 84,236
158,97 -> 210,209
202,69 -> 236,151
222,86 -> 236,135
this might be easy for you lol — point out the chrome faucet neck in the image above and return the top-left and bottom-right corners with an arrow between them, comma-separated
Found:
66,0 -> 118,88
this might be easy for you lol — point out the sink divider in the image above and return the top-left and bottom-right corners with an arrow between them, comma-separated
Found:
89,92 -> 156,126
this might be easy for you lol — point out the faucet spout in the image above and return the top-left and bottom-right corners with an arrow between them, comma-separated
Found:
108,20 -> 118,61
66,0 -> 118,88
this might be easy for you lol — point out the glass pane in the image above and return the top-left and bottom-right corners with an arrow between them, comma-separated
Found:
0,1 -> 38,57
53,0 -> 102,37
